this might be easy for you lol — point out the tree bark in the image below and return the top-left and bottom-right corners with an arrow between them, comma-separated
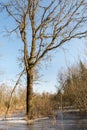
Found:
26,68 -> 33,119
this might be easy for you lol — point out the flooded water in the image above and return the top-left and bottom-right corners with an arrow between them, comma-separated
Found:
0,110 -> 87,130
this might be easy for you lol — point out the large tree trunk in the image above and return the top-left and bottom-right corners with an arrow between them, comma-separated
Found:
26,68 -> 33,119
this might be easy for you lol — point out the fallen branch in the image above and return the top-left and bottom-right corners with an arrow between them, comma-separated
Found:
5,69 -> 25,118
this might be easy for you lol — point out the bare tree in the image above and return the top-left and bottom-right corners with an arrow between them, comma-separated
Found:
0,0 -> 87,119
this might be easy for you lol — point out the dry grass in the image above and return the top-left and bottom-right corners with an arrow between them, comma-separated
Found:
0,84 -> 58,118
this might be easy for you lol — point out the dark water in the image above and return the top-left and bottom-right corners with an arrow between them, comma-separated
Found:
0,110 -> 87,130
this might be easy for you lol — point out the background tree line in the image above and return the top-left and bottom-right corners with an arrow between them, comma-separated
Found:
56,60 -> 87,111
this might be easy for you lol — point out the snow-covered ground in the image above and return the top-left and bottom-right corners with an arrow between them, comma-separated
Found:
0,116 -> 49,124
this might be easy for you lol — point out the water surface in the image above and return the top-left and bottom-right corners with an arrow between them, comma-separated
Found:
0,110 -> 87,130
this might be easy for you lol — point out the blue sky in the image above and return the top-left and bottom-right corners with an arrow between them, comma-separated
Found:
33,39 -> 86,93
0,33 -> 86,93
0,1 -> 87,93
